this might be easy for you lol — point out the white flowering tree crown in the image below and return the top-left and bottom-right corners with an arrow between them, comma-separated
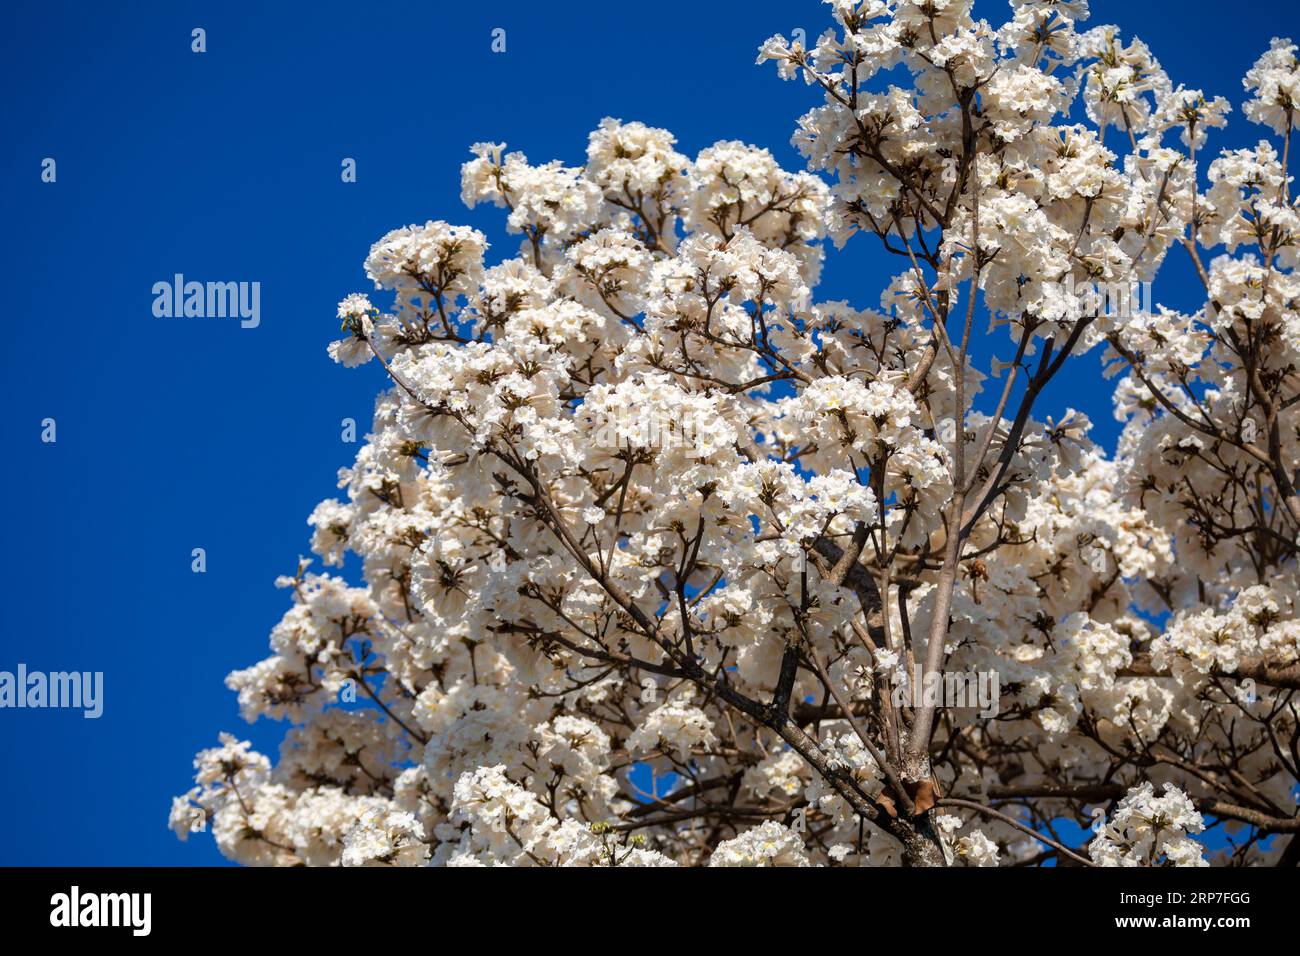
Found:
173,0 -> 1300,867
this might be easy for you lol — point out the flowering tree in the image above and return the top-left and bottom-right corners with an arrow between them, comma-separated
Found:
171,0 -> 1300,867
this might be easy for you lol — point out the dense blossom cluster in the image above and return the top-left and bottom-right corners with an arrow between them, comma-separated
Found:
174,0 -> 1299,866
1089,782 -> 1207,867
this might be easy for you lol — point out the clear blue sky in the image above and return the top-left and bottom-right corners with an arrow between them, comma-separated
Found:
0,0 -> 1294,865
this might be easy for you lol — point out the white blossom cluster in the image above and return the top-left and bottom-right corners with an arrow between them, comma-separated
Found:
1089,782 -> 1208,867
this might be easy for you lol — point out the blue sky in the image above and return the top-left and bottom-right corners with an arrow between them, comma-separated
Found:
0,0 -> 1294,865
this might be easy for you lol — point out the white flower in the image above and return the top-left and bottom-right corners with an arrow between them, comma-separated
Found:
708,821 -> 811,867
1090,783 -> 1207,867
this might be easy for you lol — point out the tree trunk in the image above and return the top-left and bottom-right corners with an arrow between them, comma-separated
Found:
900,814 -> 948,867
